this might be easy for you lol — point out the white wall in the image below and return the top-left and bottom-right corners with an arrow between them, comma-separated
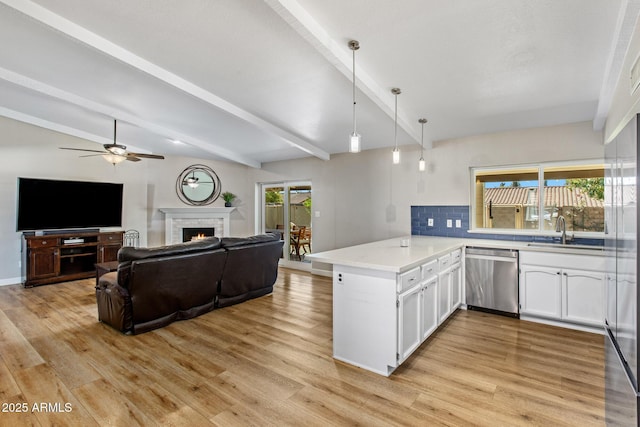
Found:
144,156 -> 253,247
606,16 -> 640,142
252,121 -> 604,259
0,117 -> 254,285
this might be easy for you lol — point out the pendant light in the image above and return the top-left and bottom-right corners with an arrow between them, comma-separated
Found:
391,88 -> 401,164
348,40 -> 361,153
418,118 -> 427,171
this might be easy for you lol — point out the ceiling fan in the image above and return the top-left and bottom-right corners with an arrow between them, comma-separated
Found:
60,120 -> 165,164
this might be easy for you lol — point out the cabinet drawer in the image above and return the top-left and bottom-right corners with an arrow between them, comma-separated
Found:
398,267 -> 421,293
99,232 -> 123,243
27,238 -> 58,248
451,249 -> 462,264
421,259 -> 438,280
438,254 -> 452,270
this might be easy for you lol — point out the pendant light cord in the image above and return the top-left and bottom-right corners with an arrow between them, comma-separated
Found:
352,46 -> 357,134
394,93 -> 398,150
420,120 -> 424,156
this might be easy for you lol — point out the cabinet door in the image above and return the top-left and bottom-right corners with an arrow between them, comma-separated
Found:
562,268 -> 605,326
519,265 -> 561,319
450,263 -> 462,310
438,269 -> 452,324
99,244 -> 121,263
29,248 -> 59,279
421,276 -> 438,341
398,283 -> 422,363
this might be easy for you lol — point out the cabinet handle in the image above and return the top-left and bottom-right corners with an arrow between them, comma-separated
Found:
563,272 -> 568,276
556,271 -> 561,275
42,241 -> 47,245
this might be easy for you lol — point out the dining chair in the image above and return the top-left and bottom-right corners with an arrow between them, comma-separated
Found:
289,226 -> 306,260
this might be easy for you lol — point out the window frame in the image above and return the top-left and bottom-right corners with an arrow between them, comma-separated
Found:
469,159 -> 605,238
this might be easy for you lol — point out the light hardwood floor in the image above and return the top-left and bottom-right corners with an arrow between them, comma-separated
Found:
0,268 -> 604,426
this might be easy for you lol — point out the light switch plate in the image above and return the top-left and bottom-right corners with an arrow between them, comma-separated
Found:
455,219 -> 461,228
446,219 -> 452,228
428,218 -> 434,226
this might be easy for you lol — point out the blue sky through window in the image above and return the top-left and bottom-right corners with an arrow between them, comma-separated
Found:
485,179 -> 566,188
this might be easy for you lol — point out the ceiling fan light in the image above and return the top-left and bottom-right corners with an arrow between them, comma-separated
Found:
349,132 -> 361,153
185,177 -> 199,188
103,153 -> 127,165
107,145 -> 127,156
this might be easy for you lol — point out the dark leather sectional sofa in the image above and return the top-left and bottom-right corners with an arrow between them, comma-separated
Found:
95,233 -> 283,334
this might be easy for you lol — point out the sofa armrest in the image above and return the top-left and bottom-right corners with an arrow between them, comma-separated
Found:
96,272 -> 133,333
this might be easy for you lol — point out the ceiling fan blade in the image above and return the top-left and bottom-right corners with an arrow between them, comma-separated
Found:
79,154 -> 107,158
60,147 -> 106,154
125,156 -> 142,162
128,152 -> 165,160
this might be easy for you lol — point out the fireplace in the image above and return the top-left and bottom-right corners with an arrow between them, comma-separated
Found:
159,207 -> 235,245
182,227 -> 215,242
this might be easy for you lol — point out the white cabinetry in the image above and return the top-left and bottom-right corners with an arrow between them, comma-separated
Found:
397,267 -> 422,363
519,251 -> 605,329
421,276 -> 439,340
330,243 -> 464,376
437,254 -> 452,323
450,252 -> 462,310
520,265 -> 561,318
562,268 -> 605,326
398,264 -> 439,363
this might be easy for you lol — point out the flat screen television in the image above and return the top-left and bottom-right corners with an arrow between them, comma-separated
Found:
16,177 -> 123,232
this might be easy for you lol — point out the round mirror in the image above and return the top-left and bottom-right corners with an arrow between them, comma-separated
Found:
176,164 -> 221,206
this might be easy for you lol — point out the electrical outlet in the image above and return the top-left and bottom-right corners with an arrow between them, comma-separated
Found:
446,219 -> 452,228
314,211 -> 320,218
428,218 -> 434,226
455,219 -> 461,228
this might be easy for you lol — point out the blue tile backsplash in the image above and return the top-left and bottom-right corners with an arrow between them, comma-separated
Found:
411,205 -> 603,246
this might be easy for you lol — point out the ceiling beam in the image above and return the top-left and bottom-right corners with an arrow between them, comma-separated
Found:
593,0 -> 640,133
0,67 -> 262,168
1,0 -> 329,163
264,0 -> 428,148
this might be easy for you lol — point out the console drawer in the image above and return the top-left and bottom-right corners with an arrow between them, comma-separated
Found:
27,237 -> 58,248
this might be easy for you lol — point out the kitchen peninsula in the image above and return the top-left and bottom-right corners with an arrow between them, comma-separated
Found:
308,236 -> 465,376
310,234 -> 607,376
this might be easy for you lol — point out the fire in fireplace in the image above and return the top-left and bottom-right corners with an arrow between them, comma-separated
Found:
182,227 -> 215,242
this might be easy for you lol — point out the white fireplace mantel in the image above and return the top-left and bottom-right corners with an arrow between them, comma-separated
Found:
160,207 -> 236,244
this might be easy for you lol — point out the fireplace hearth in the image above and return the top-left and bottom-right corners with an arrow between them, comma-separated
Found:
182,227 -> 215,242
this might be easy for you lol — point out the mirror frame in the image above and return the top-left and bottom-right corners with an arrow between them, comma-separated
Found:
175,164 -> 222,206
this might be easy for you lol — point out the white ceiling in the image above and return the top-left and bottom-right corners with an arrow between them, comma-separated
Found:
0,0 -> 635,168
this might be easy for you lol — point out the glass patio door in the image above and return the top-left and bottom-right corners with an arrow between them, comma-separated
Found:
259,181 -> 312,266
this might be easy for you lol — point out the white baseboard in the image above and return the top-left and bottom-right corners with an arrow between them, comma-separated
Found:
519,314 -> 604,335
0,277 -> 22,287
310,268 -> 332,277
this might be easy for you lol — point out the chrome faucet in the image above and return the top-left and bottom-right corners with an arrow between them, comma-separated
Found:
555,215 -> 567,244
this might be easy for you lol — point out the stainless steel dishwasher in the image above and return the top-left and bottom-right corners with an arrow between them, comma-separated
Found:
465,247 -> 519,317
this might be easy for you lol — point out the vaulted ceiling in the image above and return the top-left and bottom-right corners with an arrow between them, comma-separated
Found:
0,0 -> 635,168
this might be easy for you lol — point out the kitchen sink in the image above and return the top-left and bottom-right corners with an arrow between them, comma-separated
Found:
526,242 -> 604,251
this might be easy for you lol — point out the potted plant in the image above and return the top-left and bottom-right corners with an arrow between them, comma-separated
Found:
222,191 -> 236,207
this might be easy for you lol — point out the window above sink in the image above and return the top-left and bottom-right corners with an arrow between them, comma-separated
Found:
470,160 -> 605,237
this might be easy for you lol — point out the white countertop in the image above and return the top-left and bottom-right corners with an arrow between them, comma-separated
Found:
307,236 -> 605,273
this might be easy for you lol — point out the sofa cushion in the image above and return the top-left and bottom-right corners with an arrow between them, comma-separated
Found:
118,237 -> 221,262
219,233 -> 279,249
